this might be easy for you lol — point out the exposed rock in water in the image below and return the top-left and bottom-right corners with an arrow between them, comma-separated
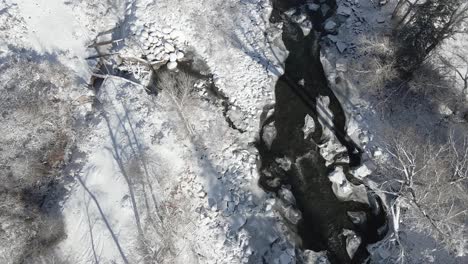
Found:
257,0 -> 387,263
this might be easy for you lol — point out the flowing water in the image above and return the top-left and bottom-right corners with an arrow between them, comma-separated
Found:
256,1 -> 387,263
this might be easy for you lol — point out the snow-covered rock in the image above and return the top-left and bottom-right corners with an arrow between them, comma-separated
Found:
351,163 -> 372,179
324,20 -> 337,33
169,52 -> 177,62
167,61 -> 177,70
336,41 -> 348,53
164,42 -> 175,52
337,6 -> 352,17
303,250 -> 330,264
343,229 -> 361,259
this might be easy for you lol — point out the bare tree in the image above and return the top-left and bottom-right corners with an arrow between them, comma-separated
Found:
157,71 -> 197,136
439,52 -> 468,96
394,0 -> 468,74
376,129 -> 468,257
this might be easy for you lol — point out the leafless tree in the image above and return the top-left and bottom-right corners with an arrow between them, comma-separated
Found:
394,0 -> 468,74
157,71 -> 197,136
439,52 -> 468,96
377,129 -> 468,257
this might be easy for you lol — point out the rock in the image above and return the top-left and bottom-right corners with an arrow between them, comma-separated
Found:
230,215 -> 247,231
275,157 -> 292,171
343,229 -> 361,259
321,4 -> 330,16
324,20 -> 337,33
307,3 -> 320,11
155,52 -> 164,61
336,41 -> 348,53
291,13 -> 307,24
352,163 -> 372,179
169,52 -> 177,62
329,167 -> 369,204
164,43 -> 175,52
284,206 -> 302,225
380,0 -> 388,5
169,30 -> 180,39
336,59 -> 347,72
176,51 -> 185,60
147,54 -> 155,61
279,187 -> 296,205
302,114 -> 315,139
301,20 -> 313,36
377,17 -> 386,23
162,27 -> 172,34
208,197 -> 217,209
328,167 -> 352,199
154,46 -> 164,55
358,132 -> 369,144
141,30 -> 149,39
373,148 -> 383,158
162,53 -> 170,61
347,211 -> 367,226
303,250 -> 330,264
262,121 -> 277,149
284,8 -> 296,17
144,40 -> 152,48
167,61 -> 178,70
337,6 -> 352,17
438,104 -> 453,116
327,35 -> 338,43
279,252 -> 293,264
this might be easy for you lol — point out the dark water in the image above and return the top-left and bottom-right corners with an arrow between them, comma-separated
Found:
256,1 -> 386,263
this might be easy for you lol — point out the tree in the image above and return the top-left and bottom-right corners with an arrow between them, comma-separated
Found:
439,52 -> 468,96
394,0 -> 468,75
376,129 -> 468,258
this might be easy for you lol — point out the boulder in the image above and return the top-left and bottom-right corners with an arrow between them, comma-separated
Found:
301,20 -> 313,36
324,20 -> 337,33
347,211 -> 367,226
167,61 -> 177,70
302,114 -> 316,139
352,163 -> 372,179
169,52 -> 177,62
164,43 -> 175,52
307,3 -> 320,11
343,229 -> 361,259
279,187 -> 296,205
146,54 -> 155,61
291,13 -> 307,24
262,121 -> 277,149
279,252 -> 293,264
176,51 -> 185,60
169,30 -> 180,39
284,206 -> 302,225
302,250 -> 330,264
337,6 -> 352,17
321,4 -> 330,16
336,41 -> 348,53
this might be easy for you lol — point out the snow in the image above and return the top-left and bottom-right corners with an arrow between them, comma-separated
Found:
0,0 -> 302,262
320,0 -> 468,262
2,0 -> 466,262
13,0 -> 91,79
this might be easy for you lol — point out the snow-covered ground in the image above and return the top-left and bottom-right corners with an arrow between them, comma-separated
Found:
321,0 -> 468,263
1,0 -> 301,263
1,0 -> 467,263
